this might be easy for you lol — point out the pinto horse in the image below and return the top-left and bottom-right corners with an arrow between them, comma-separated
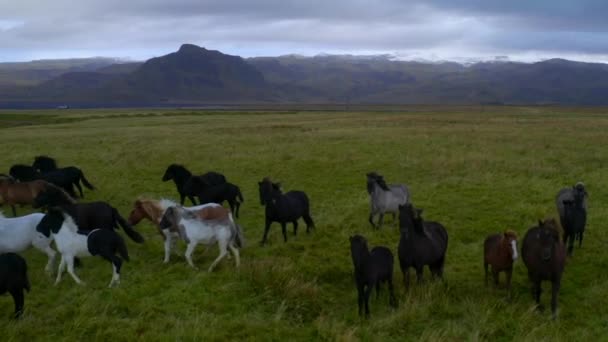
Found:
397,203 -> 448,289
258,177 -> 315,245
0,176 -> 74,216
127,198 -> 223,263
484,230 -> 518,297
36,208 -> 130,287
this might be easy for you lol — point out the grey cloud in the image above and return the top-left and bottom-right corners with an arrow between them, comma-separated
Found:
1,0 -> 608,62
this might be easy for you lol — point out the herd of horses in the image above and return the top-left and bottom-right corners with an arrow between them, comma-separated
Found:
0,156 -> 589,323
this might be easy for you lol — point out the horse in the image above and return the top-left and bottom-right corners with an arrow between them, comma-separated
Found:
162,164 -> 198,205
484,230 -> 518,297
36,207 -> 129,287
9,162 -> 94,199
562,197 -> 587,256
521,218 -> 566,319
186,178 -> 244,218
0,253 -> 30,319
0,212 -> 57,273
32,156 -> 95,198
366,172 -> 409,229
350,234 -> 397,317
127,198 -> 223,263
556,182 -> 588,247
258,177 -> 315,245
33,191 -> 145,244
397,203 -> 448,289
0,175 -> 75,216
159,205 -> 243,271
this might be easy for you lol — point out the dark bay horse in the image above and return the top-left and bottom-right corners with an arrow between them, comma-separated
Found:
556,182 -> 588,248
521,218 -> 566,319
484,230 -> 518,297
9,163 -> 94,199
187,177 -> 244,218
561,192 -> 587,256
350,234 -> 397,317
397,203 -> 448,289
0,175 -> 74,216
258,178 -> 314,245
0,253 -> 30,319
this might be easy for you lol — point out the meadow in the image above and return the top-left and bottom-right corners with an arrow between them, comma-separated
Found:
1,106 -> 607,341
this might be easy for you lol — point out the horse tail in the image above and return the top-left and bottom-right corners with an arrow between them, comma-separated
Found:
78,170 -> 95,190
234,223 -> 245,248
237,186 -> 244,203
115,233 -> 130,262
113,207 -> 145,244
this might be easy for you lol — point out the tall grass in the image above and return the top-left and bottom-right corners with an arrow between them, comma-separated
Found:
1,107 -> 607,340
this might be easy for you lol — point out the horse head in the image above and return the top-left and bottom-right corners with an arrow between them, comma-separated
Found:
162,164 -> 191,182
349,234 -> 369,268
258,178 -> 278,206
502,230 -> 519,261
33,155 -> 58,172
536,219 -> 561,261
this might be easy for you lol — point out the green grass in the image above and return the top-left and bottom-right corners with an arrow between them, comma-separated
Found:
1,107 -> 608,341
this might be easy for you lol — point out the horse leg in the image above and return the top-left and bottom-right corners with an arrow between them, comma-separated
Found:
377,213 -> 385,229
415,267 -> 424,284
188,196 -> 197,206
11,205 -> 17,217
484,262 -> 489,286
403,268 -> 410,290
235,201 -> 240,219
180,194 -> 186,205
228,199 -> 236,218
66,256 -> 84,285
368,212 -> 376,229
228,242 -> 240,268
303,213 -> 315,233
364,284 -> 373,318
505,268 -> 513,300
260,219 -> 272,246
281,222 -> 288,243
185,241 -> 199,269
292,220 -> 298,236
357,284 -> 364,316
388,276 -> 397,308
208,240 -> 229,273
492,269 -> 499,287
534,280 -> 543,310
375,280 -> 381,299
551,280 -> 560,320
33,237 -> 56,274
579,230 -> 584,247
567,233 -> 574,256
55,256 -> 66,285
9,288 -> 25,319
109,257 -> 123,288
163,232 -> 172,263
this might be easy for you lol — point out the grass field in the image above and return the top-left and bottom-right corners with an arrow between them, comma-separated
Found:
1,106 -> 608,341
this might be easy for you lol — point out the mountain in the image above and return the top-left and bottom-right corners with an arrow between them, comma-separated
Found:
2,45 -> 608,107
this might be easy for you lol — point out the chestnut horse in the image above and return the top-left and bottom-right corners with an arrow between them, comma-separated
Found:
0,176 -> 74,216
484,230 -> 518,297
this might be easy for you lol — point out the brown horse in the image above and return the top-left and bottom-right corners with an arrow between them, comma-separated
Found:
484,230 -> 518,297
0,176 -> 74,216
521,218 -> 566,319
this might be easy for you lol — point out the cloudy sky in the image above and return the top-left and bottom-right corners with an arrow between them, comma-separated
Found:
1,0 -> 608,63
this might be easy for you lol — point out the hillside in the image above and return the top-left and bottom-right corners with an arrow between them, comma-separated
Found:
3,45 -> 608,106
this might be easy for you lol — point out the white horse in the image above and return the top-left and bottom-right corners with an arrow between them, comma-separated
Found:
0,211 -> 56,273
160,205 -> 243,271
36,208 -> 130,287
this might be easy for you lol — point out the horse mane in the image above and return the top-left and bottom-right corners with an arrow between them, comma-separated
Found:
35,155 -> 58,169
159,198 -> 179,210
137,198 -> 165,222
169,164 -> 192,177
45,183 -> 76,204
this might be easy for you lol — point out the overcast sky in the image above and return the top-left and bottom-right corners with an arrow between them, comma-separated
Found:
1,0 -> 608,63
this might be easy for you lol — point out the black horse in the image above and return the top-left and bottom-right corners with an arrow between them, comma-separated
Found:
162,164 -> 226,205
561,196 -> 587,256
397,203 -> 448,289
32,156 -> 95,198
186,177 -> 244,218
9,160 -> 94,199
258,178 -> 315,245
0,253 -> 30,319
521,218 -> 566,319
350,235 -> 397,317
33,190 -> 144,244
